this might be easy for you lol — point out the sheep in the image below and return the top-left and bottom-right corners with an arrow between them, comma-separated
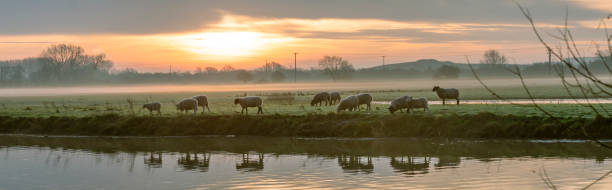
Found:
337,95 -> 359,113
311,92 -> 331,106
176,98 -> 198,114
388,96 -> 412,114
330,92 -> 341,105
432,86 -> 460,105
192,95 -> 211,112
234,96 -> 263,115
142,102 -> 161,115
356,93 -> 373,111
408,97 -> 429,112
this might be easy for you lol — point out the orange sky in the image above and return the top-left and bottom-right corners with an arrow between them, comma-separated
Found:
0,1 -> 610,72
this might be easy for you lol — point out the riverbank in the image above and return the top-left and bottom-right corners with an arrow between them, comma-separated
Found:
1,113 -> 610,139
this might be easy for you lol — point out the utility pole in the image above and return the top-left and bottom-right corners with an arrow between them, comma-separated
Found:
169,64 -> 172,74
293,52 -> 298,83
381,56 -> 386,70
547,48 -> 552,75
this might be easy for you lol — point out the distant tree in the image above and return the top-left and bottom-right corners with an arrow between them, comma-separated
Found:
195,67 -> 203,74
39,44 -> 85,79
259,61 -> 286,72
481,49 -> 507,65
205,67 -> 218,73
433,65 -> 460,79
236,70 -> 253,83
221,65 -> 235,72
270,71 -> 286,82
88,53 -> 113,72
318,56 -> 355,81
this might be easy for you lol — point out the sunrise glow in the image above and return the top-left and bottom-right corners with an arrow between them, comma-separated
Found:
175,31 -> 293,58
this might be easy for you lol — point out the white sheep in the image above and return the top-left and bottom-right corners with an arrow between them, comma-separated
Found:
357,93 -> 373,111
388,96 -> 411,114
432,86 -> 460,105
234,96 -> 263,115
408,97 -> 429,112
192,95 -> 211,112
142,102 -> 161,115
337,95 -> 359,113
176,98 -> 198,114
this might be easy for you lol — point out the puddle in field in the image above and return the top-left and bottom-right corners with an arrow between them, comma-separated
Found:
373,98 -> 612,105
1,136 -> 612,189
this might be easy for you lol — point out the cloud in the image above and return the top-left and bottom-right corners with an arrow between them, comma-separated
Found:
0,0 -> 608,35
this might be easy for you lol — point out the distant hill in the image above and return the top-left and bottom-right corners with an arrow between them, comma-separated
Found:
362,59 -> 470,72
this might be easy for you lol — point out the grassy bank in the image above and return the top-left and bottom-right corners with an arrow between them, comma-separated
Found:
1,113 -> 611,139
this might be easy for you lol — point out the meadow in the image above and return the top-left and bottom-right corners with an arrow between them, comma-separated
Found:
0,78 -> 611,138
0,78 -> 608,118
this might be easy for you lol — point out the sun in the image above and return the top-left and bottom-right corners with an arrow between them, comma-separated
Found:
179,31 -> 281,57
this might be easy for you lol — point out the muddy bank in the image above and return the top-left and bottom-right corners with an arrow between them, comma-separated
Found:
0,113 -> 610,139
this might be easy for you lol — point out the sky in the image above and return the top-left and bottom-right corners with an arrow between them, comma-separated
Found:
0,0 -> 611,72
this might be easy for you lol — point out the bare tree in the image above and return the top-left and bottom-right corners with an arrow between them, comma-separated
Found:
318,55 -> 355,81
481,49 -> 507,65
468,5 -> 612,189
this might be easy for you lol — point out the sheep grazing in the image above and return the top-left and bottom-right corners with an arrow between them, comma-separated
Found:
234,96 -> 263,115
192,95 -> 211,112
408,97 -> 429,112
432,86 -> 460,105
388,96 -> 412,114
142,102 -> 161,115
356,93 -> 373,111
176,98 -> 198,114
311,92 -> 331,106
330,92 -> 341,105
337,95 -> 359,113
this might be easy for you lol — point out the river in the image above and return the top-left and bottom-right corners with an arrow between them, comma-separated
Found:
1,136 -> 612,189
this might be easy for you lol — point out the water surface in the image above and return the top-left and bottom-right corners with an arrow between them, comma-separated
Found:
1,136 -> 612,189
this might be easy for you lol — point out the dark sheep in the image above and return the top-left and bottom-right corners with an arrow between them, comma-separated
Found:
432,86 -> 460,105
330,92 -> 341,105
234,96 -> 263,115
357,93 -> 373,111
176,98 -> 198,114
142,102 -> 161,115
311,92 -> 331,106
192,95 -> 211,112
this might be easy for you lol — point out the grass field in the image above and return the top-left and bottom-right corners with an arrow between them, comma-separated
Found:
0,82 -> 609,118
0,79 -> 610,138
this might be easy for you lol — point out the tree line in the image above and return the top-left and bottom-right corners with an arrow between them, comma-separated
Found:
0,44 -> 608,86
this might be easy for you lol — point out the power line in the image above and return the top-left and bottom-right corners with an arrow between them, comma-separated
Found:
293,52 -> 298,83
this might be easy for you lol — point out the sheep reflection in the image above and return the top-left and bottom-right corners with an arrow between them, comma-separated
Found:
435,155 -> 461,169
337,155 -> 373,174
236,153 -> 264,172
144,152 -> 162,168
177,152 -> 211,172
390,156 -> 430,176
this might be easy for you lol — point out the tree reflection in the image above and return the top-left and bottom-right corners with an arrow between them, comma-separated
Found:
390,156 -> 430,176
178,152 -> 211,172
236,153 -> 264,172
337,155 -> 373,174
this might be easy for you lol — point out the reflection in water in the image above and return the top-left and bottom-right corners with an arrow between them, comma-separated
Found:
177,152 -> 211,172
236,153 -> 264,172
435,155 -> 461,169
2,136 -> 612,189
337,155 -> 373,174
144,152 -> 162,168
390,156 -> 430,176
